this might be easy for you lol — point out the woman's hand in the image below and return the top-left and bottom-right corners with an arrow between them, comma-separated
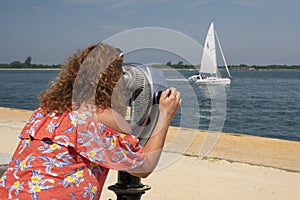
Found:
159,87 -> 181,123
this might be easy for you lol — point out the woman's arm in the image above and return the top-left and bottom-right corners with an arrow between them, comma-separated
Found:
96,108 -> 132,134
95,87 -> 180,177
128,87 -> 181,178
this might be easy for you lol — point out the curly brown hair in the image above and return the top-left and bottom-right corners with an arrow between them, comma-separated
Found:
38,43 -> 126,116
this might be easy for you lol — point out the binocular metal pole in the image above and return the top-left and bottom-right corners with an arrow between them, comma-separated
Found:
108,64 -> 162,199
108,105 -> 160,199
108,171 -> 150,200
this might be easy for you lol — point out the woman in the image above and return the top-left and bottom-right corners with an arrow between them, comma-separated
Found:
0,43 -> 181,199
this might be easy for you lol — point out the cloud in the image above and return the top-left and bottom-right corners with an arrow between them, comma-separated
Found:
224,0 -> 300,8
224,0 -> 260,7
104,0 -> 140,10
62,0 -> 213,10
60,0 -> 300,10
97,24 -> 131,33
33,5 -> 44,11
63,0 -> 148,7
185,0 -> 214,8
63,0 -> 109,4
61,0 -> 175,16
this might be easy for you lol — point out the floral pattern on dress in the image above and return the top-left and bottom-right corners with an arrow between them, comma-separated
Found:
8,180 -> 24,199
27,170 -> 55,200
0,108 -> 145,199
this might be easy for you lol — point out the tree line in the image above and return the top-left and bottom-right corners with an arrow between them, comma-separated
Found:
153,61 -> 300,70
1,58 -> 300,70
0,56 -> 61,69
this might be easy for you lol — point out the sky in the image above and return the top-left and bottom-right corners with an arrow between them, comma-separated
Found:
0,0 -> 300,66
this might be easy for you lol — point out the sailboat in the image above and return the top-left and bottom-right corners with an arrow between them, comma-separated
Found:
189,22 -> 232,85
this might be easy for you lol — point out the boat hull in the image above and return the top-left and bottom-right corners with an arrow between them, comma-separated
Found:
188,75 -> 231,85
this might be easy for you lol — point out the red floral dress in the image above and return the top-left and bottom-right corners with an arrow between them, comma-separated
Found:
0,108 -> 145,200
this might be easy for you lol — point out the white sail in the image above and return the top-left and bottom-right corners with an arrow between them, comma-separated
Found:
188,21 -> 231,85
200,22 -> 217,74
215,30 -> 232,78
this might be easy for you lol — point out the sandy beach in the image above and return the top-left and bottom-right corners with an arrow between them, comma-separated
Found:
1,107 -> 300,199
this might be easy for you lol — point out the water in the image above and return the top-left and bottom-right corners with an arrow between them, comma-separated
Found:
0,70 -> 59,110
1,69 -> 300,142
225,69 -> 300,141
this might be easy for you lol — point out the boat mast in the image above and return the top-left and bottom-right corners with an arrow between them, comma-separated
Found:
215,30 -> 232,78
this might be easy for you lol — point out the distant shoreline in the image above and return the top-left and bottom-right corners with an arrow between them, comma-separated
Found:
0,68 -> 61,71
1,65 -> 300,71
152,64 -> 300,70
1,68 -> 300,71
2,59 -> 300,70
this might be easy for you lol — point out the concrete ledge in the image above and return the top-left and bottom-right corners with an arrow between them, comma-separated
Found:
2,107 -> 300,199
165,126 -> 300,172
1,107 -> 300,172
